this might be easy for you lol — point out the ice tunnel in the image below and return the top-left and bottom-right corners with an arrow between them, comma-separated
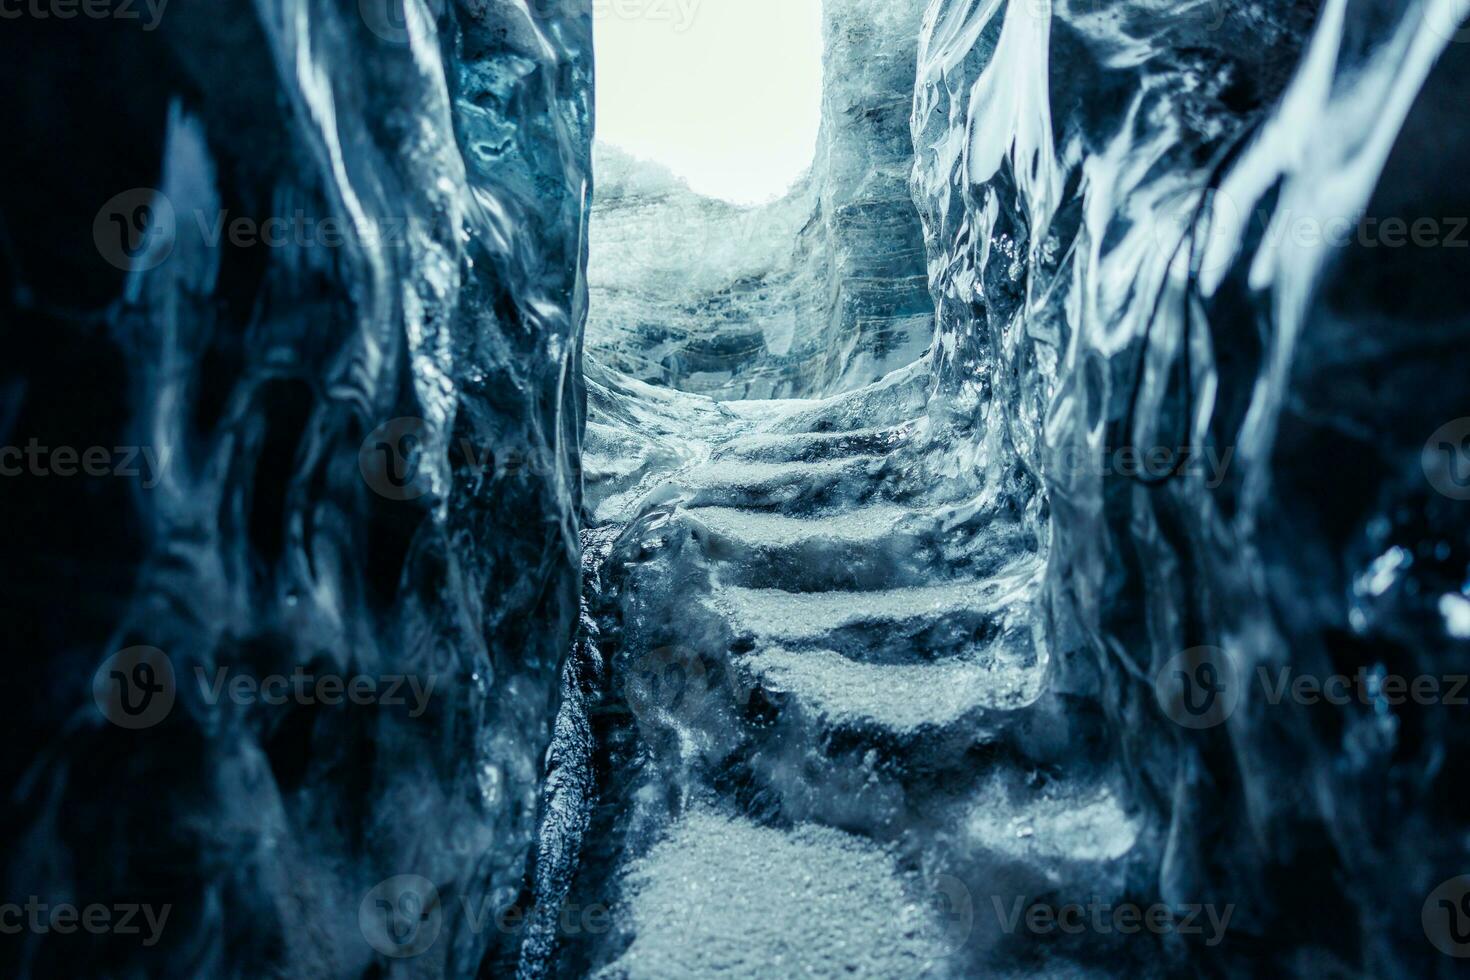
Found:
3,0 -> 1470,978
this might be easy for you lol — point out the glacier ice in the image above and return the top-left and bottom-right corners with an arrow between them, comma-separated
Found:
1,2 -> 591,977
3,0 -> 1469,977
910,0 -> 1470,973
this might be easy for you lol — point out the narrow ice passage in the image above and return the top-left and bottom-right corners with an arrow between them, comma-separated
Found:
529,0 -> 1470,975
560,4 -> 1139,962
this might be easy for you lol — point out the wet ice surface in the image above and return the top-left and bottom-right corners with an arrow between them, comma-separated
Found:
568,357 -> 1137,977
907,0 -> 1470,974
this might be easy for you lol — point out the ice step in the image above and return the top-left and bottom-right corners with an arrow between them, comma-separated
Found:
681,503 -> 910,550
597,808 -> 952,979
680,506 -> 930,591
715,580 -> 1008,640
963,771 -> 1140,867
720,424 -> 916,464
708,560 -> 1040,663
744,646 -> 1045,735
677,455 -> 891,510
721,359 -> 932,434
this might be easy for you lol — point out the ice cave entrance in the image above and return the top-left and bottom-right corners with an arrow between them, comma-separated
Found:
593,0 -> 823,204
587,0 -> 934,400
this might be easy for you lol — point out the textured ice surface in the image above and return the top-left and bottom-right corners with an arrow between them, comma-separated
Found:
909,0 -> 1470,973
564,355 -> 1105,977
1,3 -> 591,977
963,775 -> 1139,866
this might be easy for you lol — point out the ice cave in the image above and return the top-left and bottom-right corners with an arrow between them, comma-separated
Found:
2,0 -> 1470,977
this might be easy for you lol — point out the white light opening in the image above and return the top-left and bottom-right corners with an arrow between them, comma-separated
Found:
593,0 -> 824,206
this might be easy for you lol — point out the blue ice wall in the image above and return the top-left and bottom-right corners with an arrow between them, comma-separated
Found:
912,0 -> 1470,972
0,2 -> 592,976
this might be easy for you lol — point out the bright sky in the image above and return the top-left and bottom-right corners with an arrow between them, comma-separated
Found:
594,0 -> 824,205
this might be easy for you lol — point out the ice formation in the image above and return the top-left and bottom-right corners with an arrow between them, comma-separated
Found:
3,0 -> 1469,978
909,0 -> 1470,973
2,3 -> 590,976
